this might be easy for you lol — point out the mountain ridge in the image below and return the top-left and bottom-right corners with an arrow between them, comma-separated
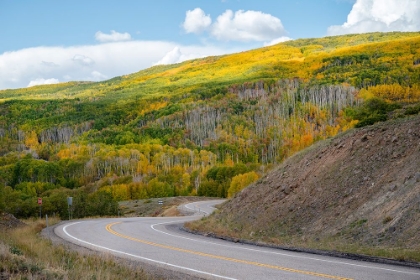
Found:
1,31 -> 420,223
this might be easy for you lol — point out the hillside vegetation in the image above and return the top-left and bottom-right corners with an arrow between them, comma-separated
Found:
187,115 -> 420,262
1,31 -> 420,219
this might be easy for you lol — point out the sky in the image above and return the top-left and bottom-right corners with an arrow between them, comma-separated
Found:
0,0 -> 419,90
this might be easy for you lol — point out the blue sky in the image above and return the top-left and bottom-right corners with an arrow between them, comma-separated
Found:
0,0 -> 419,90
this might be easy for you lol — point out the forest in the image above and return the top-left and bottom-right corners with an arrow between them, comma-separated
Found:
1,31 -> 420,219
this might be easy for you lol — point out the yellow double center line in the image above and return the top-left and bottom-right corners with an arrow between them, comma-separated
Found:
106,222 -> 352,280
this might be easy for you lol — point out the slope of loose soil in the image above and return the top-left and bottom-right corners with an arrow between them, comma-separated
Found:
187,115 -> 420,262
0,212 -> 25,229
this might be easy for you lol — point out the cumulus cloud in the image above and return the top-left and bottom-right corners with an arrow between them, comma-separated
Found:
211,10 -> 286,42
154,47 -> 183,65
327,0 -> 420,35
263,36 -> 293,47
72,54 -> 95,66
0,42 -> 171,89
90,70 -> 107,80
95,30 -> 132,42
27,78 -> 59,87
154,45 -> 237,65
41,61 -> 59,67
0,41 -> 242,90
182,8 -> 288,43
183,8 -> 212,34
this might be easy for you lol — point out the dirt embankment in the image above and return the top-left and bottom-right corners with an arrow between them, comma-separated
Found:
189,115 -> 420,261
0,212 -> 25,229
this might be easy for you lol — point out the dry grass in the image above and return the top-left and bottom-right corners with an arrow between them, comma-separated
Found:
186,217 -> 420,263
0,217 -> 153,280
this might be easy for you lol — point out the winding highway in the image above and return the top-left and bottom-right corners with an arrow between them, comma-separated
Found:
54,200 -> 420,279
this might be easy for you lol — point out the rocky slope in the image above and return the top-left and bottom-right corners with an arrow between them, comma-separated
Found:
188,115 -> 420,261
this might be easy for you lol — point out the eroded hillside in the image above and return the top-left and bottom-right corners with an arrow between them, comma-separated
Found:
188,115 -> 420,261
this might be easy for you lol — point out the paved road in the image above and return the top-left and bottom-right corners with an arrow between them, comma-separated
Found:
54,200 -> 420,280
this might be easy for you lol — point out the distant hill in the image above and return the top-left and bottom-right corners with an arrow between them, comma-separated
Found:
1,31 -> 420,220
187,115 -> 420,262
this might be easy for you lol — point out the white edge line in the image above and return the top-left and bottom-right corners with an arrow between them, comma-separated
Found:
152,208 -> 420,276
184,201 -> 211,215
62,222 -> 237,280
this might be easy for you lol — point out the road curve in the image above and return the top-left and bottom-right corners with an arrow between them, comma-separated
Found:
54,200 -> 420,280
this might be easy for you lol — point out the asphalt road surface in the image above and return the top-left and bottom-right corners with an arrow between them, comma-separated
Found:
54,200 -> 420,280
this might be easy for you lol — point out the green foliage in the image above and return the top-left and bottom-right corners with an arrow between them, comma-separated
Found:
206,164 -> 251,181
0,186 -> 5,212
405,103 -> 420,115
199,164 -> 254,197
11,155 -> 64,187
9,246 -> 23,256
86,190 -> 119,217
347,97 -> 401,127
1,31 -> 420,216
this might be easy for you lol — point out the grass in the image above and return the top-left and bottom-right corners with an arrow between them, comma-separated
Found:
0,217 -> 153,280
186,216 -> 420,263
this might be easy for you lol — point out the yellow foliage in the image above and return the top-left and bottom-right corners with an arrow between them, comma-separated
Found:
103,184 -> 130,201
325,125 -> 341,138
224,156 -> 234,167
227,171 -> 259,198
139,101 -> 168,116
24,131 -> 39,150
358,88 -> 374,100
366,84 -> 420,102
301,133 -> 314,147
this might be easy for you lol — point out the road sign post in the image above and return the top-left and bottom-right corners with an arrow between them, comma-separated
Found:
67,197 -> 73,220
37,197 -> 42,219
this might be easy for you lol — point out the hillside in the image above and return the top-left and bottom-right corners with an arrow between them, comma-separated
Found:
1,31 -> 420,220
187,115 -> 420,262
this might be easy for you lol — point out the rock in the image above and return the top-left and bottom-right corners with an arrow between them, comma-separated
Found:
415,172 -> 420,182
389,184 -> 398,192
361,134 -> 369,142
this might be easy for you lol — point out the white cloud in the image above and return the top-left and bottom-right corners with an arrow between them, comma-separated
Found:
90,70 -> 107,80
27,78 -> 59,87
181,8 -> 288,43
95,30 -> 132,42
263,36 -> 293,46
72,54 -> 95,66
0,41 -> 243,90
154,45 -> 238,65
183,8 -> 212,34
41,61 -> 59,67
327,0 -> 420,35
211,10 -> 286,42
154,47 -> 183,65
